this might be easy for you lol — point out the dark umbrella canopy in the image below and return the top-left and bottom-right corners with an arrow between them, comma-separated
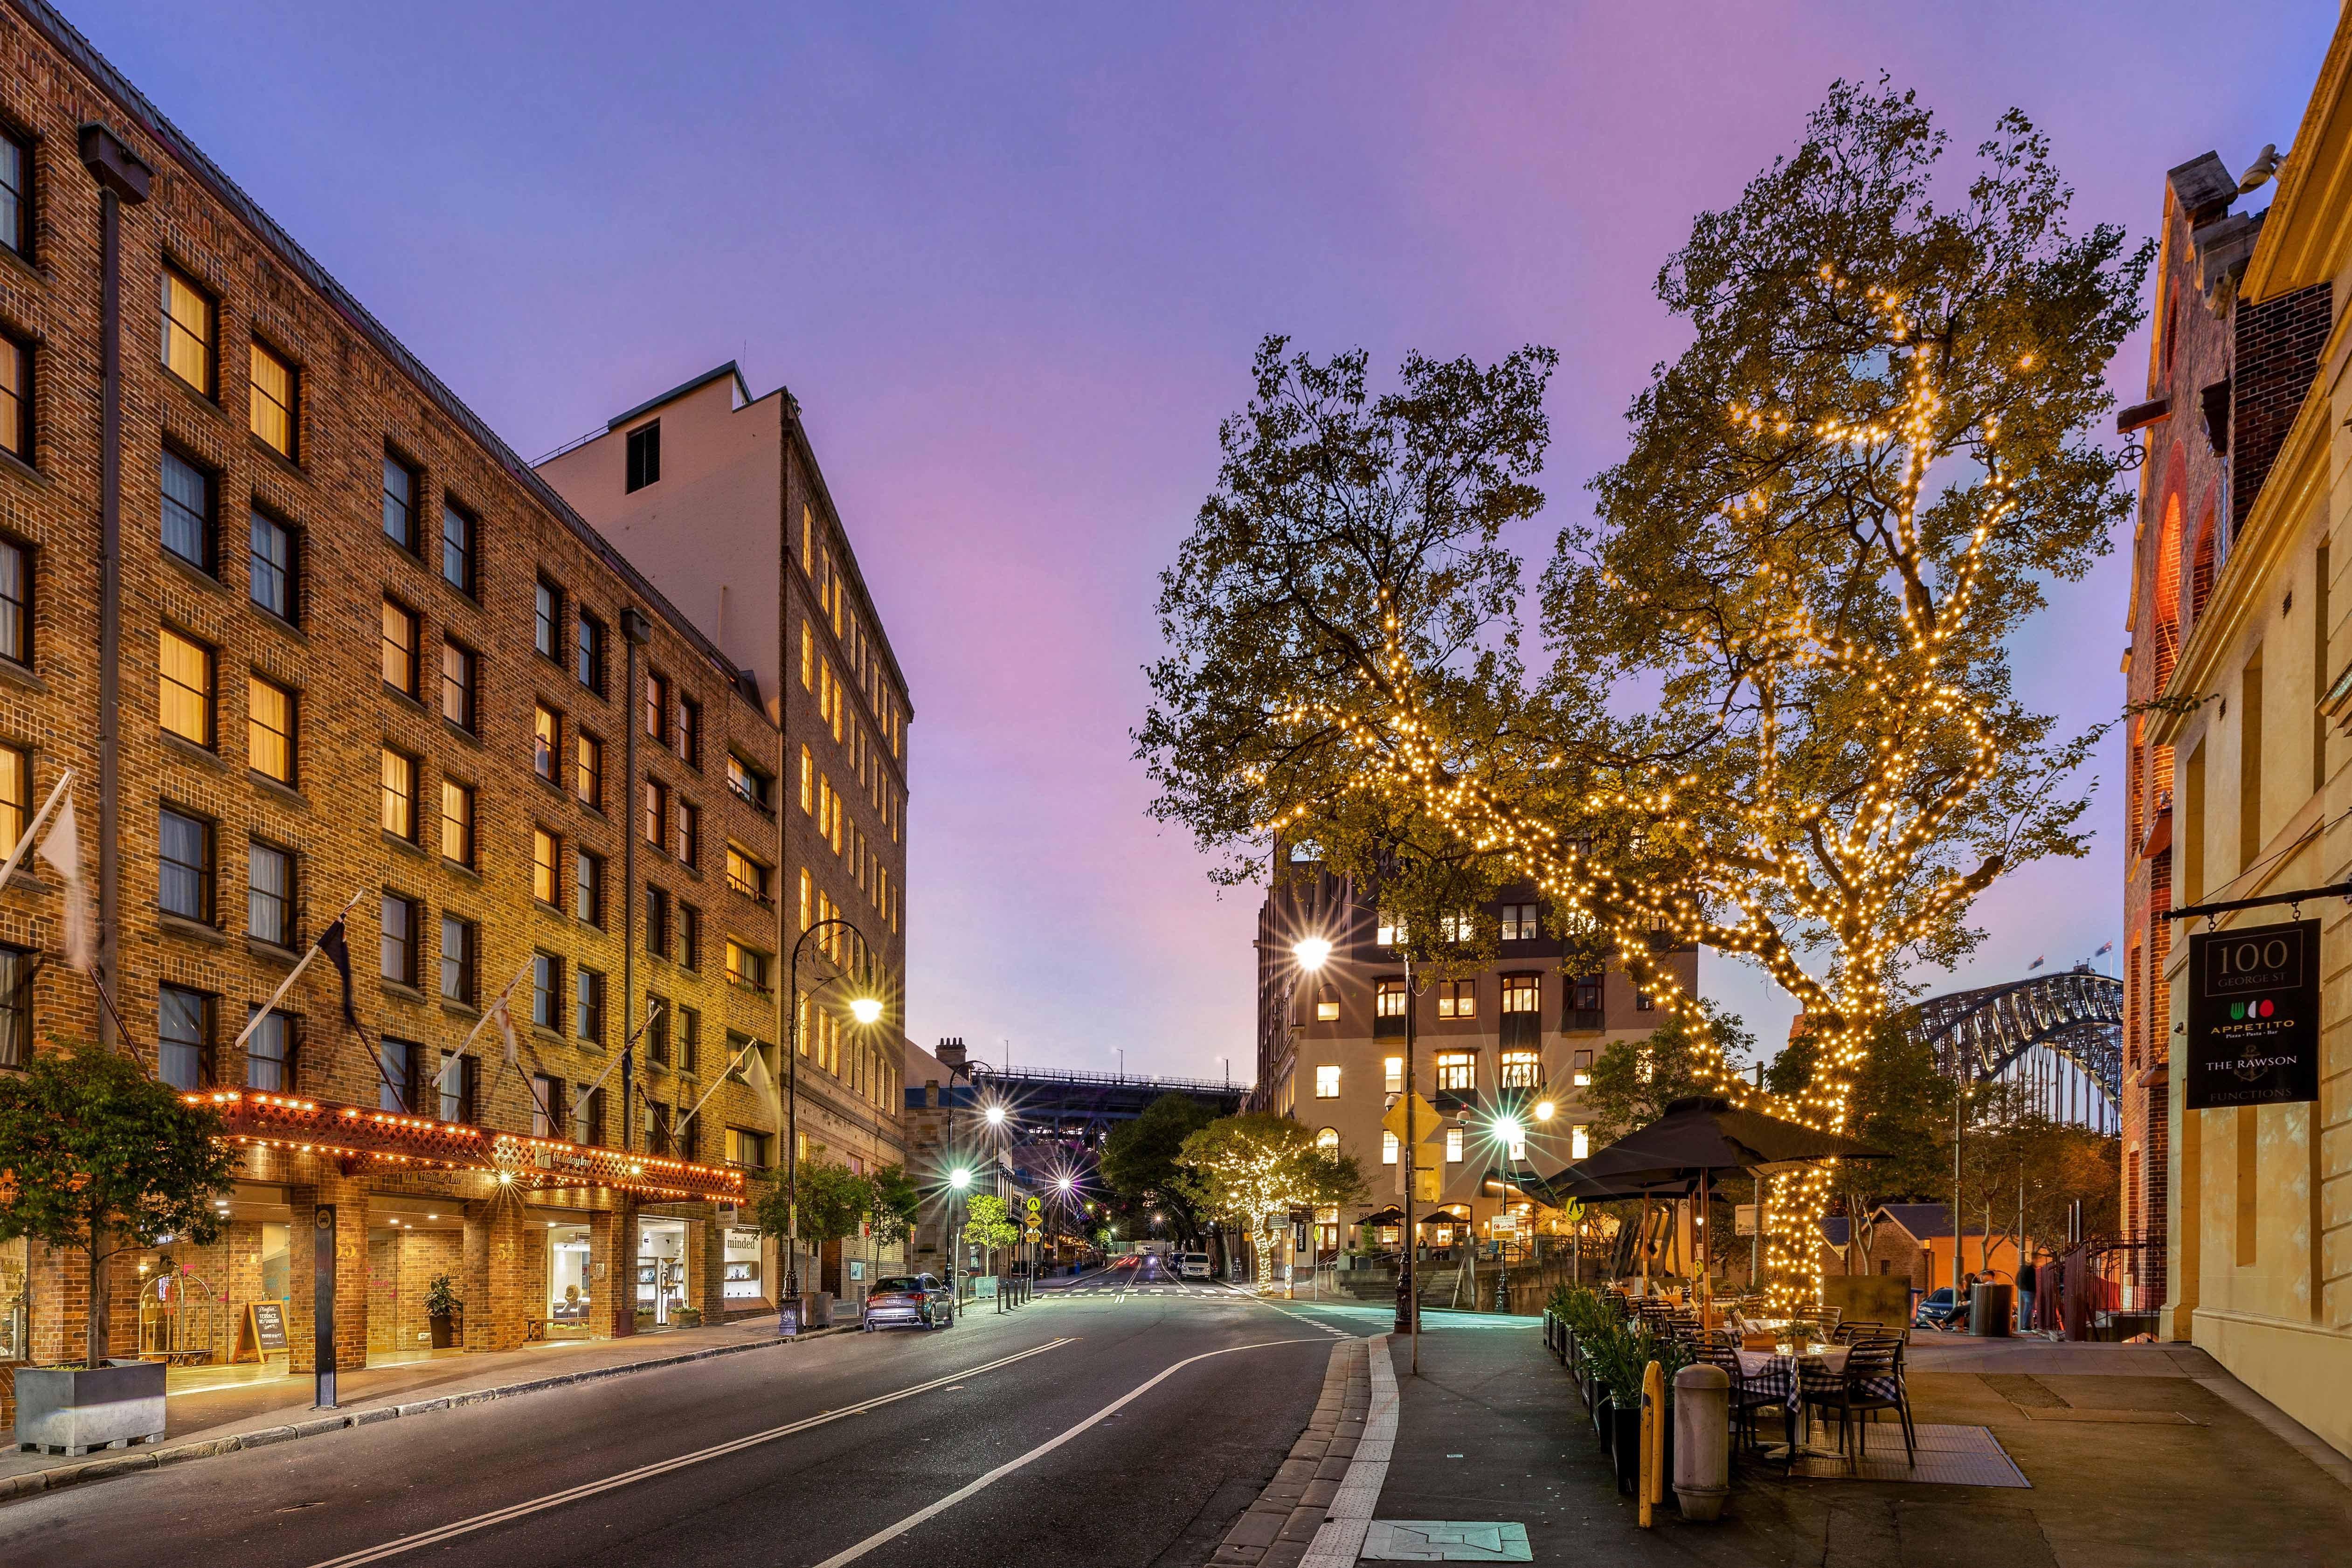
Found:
1572,1095 -> 1886,1183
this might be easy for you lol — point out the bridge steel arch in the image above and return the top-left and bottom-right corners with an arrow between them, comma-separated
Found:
1900,969 -> 2124,1111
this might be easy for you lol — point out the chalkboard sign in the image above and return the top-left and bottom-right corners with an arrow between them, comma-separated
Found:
2186,919 -> 2322,1109
235,1299 -> 290,1362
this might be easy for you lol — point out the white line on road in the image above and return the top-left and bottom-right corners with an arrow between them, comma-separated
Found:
297,1338 -> 1077,1568
808,1335 -> 1327,1568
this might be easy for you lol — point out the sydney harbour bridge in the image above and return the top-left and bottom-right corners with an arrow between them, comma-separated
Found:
1902,965 -> 2124,1133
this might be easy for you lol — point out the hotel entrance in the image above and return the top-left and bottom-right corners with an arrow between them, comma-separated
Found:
637,1218 -> 688,1328
545,1219 -> 595,1339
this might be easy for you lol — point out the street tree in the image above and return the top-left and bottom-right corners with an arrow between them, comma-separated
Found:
961,1192 -> 1021,1278
1772,1019 -> 1954,1269
1584,1005 -> 1756,1143
0,1044 -> 237,1367
1100,1092 -> 1221,1243
1139,80 -> 2146,1299
1175,1113 -> 1364,1285
867,1163 -> 920,1250
753,1157 -> 870,1291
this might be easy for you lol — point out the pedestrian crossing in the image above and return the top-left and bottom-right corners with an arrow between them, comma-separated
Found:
1051,1279 -> 1255,1299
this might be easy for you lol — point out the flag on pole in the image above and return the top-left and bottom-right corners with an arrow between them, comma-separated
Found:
743,1043 -> 782,1124
2094,941 -> 2113,957
2027,954 -> 2045,971
35,790 -> 90,973
315,916 -> 362,1030
492,995 -> 519,1069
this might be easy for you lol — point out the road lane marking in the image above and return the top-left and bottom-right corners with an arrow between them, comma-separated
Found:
808,1335 -> 1327,1568
297,1338 -> 1076,1568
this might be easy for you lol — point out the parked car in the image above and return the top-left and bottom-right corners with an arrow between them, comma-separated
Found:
1176,1252 -> 1214,1280
1913,1286 -> 1964,1331
864,1273 -> 954,1331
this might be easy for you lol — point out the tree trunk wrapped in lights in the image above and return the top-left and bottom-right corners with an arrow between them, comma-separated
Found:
1138,82 -> 2147,1304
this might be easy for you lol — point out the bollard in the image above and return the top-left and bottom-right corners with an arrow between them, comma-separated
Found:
1637,1360 -> 1664,1528
1672,1363 -> 1731,1522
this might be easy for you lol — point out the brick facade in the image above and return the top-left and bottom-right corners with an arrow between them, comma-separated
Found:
2230,282 -> 2332,538
0,0 -> 905,1419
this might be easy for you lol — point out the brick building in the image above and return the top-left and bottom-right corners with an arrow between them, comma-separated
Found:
0,0 -> 907,1416
1255,852 -> 1699,1256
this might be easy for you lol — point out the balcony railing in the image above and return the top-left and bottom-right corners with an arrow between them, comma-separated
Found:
1563,1007 -> 1605,1033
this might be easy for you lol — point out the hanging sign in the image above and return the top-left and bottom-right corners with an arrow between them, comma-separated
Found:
2186,919 -> 2321,1109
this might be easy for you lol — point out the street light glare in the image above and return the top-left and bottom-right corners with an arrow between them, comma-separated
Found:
1494,1118 -> 1524,1145
1292,936 -> 1333,972
984,1105 -> 1008,1126
1534,1100 -> 1556,1122
1056,1175 -> 1074,1191
849,995 -> 883,1025
949,1167 -> 972,1189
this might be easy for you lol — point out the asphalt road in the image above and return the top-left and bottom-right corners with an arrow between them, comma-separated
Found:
0,1254 -> 1350,1568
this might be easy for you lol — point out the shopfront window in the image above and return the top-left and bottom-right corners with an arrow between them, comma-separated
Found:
636,1219 -> 686,1327
548,1222 -> 592,1336
723,1227 -> 763,1304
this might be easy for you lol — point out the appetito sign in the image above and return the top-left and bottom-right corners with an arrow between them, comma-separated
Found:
2186,919 -> 2320,1110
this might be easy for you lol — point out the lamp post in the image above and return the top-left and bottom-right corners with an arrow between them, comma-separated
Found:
1252,934 -> 1331,1287
783,916 -> 880,1303
948,1166 -> 971,1312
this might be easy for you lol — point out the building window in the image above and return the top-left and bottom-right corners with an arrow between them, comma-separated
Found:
575,732 -> 603,808
676,698 -> 700,767
0,336 -> 27,463
438,1050 -> 471,1122
380,1037 -> 417,1114
248,341 -> 297,459
0,131 -> 24,258
677,903 -> 700,970
531,952 -> 562,1030
1435,1050 -> 1475,1094
438,914 -> 476,1005
248,674 -> 295,784
160,449 -> 214,571
1315,992 -> 1339,1022
674,799 -> 699,867
381,452 -> 418,550
158,806 -> 213,922
1384,1056 -> 1404,1094
380,599 -> 419,696
1500,903 -> 1539,941
1501,974 -> 1538,1015
679,1006 -> 700,1074
1375,914 -> 1408,947
1314,1063 -> 1340,1098
1635,990 -> 1655,1012
380,892 -> 418,985
380,747 -> 417,841
248,508 -> 295,622
1316,1126 -> 1340,1153
647,995 -> 671,1065
1572,1049 -> 1592,1087
1570,1125 -> 1589,1160
1444,1126 -> 1465,1163
574,848 -> 603,927
533,705 -> 559,781
160,266 -> 214,395
532,828 -> 560,905
440,501 -> 474,594
0,746 -> 26,857
440,780 -> 475,866
730,753 -> 769,811
646,883 -> 671,954
1500,1048 -> 1541,1089
1437,980 -> 1475,1019
1375,980 -> 1406,1019
1382,1130 -> 1400,1165
642,777 -> 666,846
726,846 -> 771,905
534,578 -> 560,657
575,610 -> 604,694
159,984 -> 212,1090
726,1126 -> 770,1170
440,642 -> 476,732
0,942 -> 25,1070
241,840 -> 293,949
625,420 -> 661,491
726,939 -> 768,993
531,1072 -> 560,1137
643,671 -> 668,744
574,967 -> 604,1045
245,1009 -> 292,1092
159,628 -> 214,746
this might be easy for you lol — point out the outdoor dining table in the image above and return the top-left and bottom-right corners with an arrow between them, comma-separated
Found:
1733,1339 -> 1851,1460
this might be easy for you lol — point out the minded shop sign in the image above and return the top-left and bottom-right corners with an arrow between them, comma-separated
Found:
2186,919 -> 2322,1109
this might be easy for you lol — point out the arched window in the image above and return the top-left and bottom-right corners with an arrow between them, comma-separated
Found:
1315,1126 -> 1340,1154
2152,491 -> 2182,689
2189,508 -> 2216,622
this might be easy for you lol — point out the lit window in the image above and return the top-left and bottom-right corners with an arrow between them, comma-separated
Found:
0,746 -> 28,858
1439,911 -> 1474,943
1444,1127 -> 1464,1163
160,449 -> 213,570
382,453 -> 417,550
0,335 -> 27,463
160,266 -> 214,394
1501,975 -> 1539,1014
727,846 -> 771,905
643,671 -> 668,744
1316,993 -> 1339,1022
643,777 -> 666,846
1384,1056 -> 1404,1094
1572,1048 -> 1592,1087
440,780 -> 474,866
733,752 -> 771,811
1382,1131 -> 1399,1165
675,799 -> 698,867
380,599 -> 418,695
532,828 -> 559,905
1375,914 -> 1407,946
1500,1048 -> 1541,1089
533,705 -> 559,781
575,732 -> 602,807
726,939 -> 769,993
1500,903 -> 1539,941
1571,1125 -> 1590,1160
380,748 -> 417,840
440,642 -> 476,732
1314,1063 -> 1340,1098
1435,1051 -> 1474,1093
248,341 -> 296,458
1376,980 -> 1407,1019
248,509 -> 295,622
1437,980 -> 1475,1019
1315,1127 -> 1340,1152
247,674 -> 295,783
159,628 -> 213,746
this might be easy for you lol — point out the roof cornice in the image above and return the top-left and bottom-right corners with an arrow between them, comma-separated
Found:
2242,8 -> 2352,302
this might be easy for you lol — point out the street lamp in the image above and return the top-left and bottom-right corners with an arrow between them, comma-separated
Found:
783,916 -> 882,1306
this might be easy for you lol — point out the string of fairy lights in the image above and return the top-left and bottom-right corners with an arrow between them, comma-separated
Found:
1254,277 -> 2028,1305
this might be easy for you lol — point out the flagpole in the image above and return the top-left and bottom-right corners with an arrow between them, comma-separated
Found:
678,1032 -> 765,1133
0,769 -> 73,896
569,996 -> 665,1133
231,887 -> 366,1056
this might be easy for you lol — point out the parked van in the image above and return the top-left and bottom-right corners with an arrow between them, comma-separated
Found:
1177,1252 -> 1214,1280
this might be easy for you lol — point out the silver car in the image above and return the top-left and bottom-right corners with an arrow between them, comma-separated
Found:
864,1272 -> 953,1330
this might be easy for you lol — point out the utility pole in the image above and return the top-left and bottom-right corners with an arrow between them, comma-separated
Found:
1397,953 -> 1418,1373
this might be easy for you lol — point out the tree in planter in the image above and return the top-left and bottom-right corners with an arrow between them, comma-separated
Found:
0,1044 -> 237,1367
423,1272 -> 464,1348
1139,82 -> 2147,1303
862,1163 -> 920,1284
1174,1113 -> 1364,1286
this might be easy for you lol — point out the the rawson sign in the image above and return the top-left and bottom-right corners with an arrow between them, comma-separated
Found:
2186,919 -> 2321,1109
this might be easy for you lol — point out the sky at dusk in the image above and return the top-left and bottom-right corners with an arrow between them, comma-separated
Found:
67,0 -> 2338,1079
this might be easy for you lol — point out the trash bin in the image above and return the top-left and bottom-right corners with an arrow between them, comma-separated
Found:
1968,1281 -> 2013,1337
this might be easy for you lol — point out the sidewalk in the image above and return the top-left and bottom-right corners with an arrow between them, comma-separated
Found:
1365,1316 -> 2352,1565
2,1312 -> 842,1502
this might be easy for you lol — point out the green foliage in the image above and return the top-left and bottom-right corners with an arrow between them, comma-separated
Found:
423,1272 -> 463,1319
961,1192 -> 1020,1253
866,1163 -> 920,1248
1175,1112 -> 1367,1236
1100,1092 -> 1221,1239
1584,1005 -> 1756,1143
0,1044 -> 237,1367
750,1157 -> 873,1248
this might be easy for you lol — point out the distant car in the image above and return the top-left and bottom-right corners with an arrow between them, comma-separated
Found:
864,1273 -> 953,1331
1176,1252 -> 1214,1280
1914,1287 -> 1963,1331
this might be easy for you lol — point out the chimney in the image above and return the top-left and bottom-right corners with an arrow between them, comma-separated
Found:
936,1036 -> 967,1070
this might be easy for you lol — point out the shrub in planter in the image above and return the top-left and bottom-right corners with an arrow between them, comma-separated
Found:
424,1274 -> 464,1348
673,1306 -> 703,1328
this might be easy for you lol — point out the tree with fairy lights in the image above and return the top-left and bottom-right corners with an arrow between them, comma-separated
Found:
1176,1113 -> 1364,1287
1138,81 -> 2147,1303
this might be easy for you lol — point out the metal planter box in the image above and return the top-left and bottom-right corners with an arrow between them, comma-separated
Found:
14,1360 -> 167,1456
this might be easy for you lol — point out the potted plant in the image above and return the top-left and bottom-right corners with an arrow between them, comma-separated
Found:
672,1305 -> 703,1328
0,1045 -> 235,1455
424,1274 -> 464,1348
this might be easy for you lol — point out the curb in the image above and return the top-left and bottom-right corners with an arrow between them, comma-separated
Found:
1211,1335 -> 1375,1568
0,1321 -> 849,1506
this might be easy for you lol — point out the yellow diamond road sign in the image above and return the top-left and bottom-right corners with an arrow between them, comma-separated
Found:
1380,1092 -> 1446,1145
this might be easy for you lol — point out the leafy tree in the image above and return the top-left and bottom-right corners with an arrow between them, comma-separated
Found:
1176,1113 -> 1364,1283
1100,1092 -> 1220,1243
961,1192 -> 1020,1267
752,1157 -> 871,1257
0,1045 -> 236,1367
1138,81 -> 2146,1297
1584,1004 -> 1756,1143
1772,1019 -> 1953,1269
866,1163 -> 920,1249
1958,1081 -> 2118,1274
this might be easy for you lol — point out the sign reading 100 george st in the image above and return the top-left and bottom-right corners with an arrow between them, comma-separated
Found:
2185,919 -> 2322,1110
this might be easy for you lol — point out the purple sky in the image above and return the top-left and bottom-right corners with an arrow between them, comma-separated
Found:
74,0 -> 2335,1076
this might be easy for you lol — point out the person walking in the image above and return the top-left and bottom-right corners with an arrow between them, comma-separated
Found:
2016,1252 -> 2038,1333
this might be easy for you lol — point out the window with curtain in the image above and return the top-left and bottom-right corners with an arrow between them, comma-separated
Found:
248,341 -> 296,458
248,509 -> 295,622
159,628 -> 213,746
159,807 -> 212,921
248,674 -> 295,783
160,450 -> 213,570
159,984 -> 211,1090
160,267 -> 213,394
245,1009 -> 291,1091
247,840 -> 292,946
382,453 -> 418,550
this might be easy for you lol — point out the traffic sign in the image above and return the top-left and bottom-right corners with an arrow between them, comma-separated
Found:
1380,1092 -> 1446,1145
1024,1226 -> 1042,1240
1025,1196 -> 1042,1212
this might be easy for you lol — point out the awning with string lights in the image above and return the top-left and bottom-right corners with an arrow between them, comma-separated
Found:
193,1091 -> 747,1203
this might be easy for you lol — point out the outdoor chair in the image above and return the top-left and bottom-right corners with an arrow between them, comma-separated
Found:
1694,1340 -> 1781,1455
1831,1319 -> 1883,1344
1807,1343 -> 1914,1465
